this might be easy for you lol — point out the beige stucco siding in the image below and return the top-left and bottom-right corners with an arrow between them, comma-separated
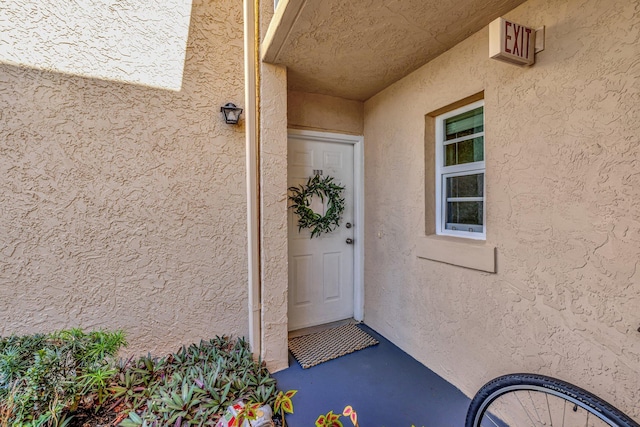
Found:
259,1 -> 290,373
364,0 -> 639,420
0,0 -> 249,355
288,91 -> 364,135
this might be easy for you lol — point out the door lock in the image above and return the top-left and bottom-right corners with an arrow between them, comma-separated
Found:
346,238 -> 354,244
345,222 -> 352,229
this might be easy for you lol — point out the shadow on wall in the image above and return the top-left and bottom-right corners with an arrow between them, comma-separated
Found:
0,0 -> 249,356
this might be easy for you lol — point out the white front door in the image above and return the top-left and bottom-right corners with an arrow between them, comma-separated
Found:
288,133 -> 355,331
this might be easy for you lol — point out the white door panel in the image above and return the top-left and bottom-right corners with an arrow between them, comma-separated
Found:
288,135 -> 355,331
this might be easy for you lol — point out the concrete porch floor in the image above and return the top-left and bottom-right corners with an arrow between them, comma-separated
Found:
272,324 -> 471,427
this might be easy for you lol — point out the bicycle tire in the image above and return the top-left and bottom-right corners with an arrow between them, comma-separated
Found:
465,373 -> 639,427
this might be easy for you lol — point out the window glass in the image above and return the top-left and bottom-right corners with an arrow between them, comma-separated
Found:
444,136 -> 484,166
446,173 -> 484,198
444,106 -> 483,140
446,202 -> 484,230
436,100 -> 485,239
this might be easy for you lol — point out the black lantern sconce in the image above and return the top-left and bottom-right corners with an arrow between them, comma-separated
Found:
220,103 -> 243,125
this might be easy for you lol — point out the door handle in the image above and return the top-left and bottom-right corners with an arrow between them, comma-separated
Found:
346,238 -> 354,244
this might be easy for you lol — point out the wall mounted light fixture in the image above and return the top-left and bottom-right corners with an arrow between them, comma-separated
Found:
220,103 -> 243,124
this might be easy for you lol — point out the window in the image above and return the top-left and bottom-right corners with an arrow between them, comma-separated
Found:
435,100 -> 485,239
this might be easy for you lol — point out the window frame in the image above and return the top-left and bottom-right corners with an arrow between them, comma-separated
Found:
435,99 -> 486,240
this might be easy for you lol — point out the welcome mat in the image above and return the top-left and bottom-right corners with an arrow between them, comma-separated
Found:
288,323 -> 379,369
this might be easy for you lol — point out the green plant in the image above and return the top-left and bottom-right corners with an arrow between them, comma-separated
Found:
109,357 -> 160,416
235,401 -> 261,426
315,405 -> 423,427
0,382 -> 19,427
288,174 -> 346,238
2,331 -> 278,427
273,389 -> 296,427
315,410 -> 343,427
78,366 -> 118,405
0,329 -> 126,427
314,406 -> 359,427
117,336 -> 279,427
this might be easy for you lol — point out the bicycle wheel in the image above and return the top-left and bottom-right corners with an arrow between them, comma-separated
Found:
466,373 -> 639,427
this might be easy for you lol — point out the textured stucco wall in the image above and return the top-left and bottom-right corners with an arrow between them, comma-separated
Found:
0,0 -> 192,91
364,0 -> 640,420
0,0 -> 249,356
288,91 -> 364,135
259,1 -> 290,373
269,0 -> 527,100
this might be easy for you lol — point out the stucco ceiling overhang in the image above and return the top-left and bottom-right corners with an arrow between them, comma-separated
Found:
262,0 -> 527,101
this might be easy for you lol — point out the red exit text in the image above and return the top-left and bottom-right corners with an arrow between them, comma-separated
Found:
504,21 -> 534,59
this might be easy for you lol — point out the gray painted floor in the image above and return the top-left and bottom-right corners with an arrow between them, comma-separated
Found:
272,324 -> 471,427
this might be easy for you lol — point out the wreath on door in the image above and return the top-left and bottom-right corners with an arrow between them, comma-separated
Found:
288,174 -> 345,239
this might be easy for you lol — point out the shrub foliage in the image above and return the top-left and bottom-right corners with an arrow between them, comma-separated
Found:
0,328 -> 126,426
117,336 -> 277,426
0,330 -> 278,427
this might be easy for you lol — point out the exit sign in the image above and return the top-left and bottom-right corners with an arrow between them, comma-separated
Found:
489,18 -> 536,66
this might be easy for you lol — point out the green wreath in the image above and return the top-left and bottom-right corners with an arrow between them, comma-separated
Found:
288,174 -> 345,239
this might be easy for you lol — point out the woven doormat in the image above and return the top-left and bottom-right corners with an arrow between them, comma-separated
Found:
288,323 -> 379,369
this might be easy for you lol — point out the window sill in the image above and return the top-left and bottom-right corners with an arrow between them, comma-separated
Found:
416,235 -> 496,273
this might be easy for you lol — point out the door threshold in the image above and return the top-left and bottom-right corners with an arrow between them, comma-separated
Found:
288,318 -> 358,339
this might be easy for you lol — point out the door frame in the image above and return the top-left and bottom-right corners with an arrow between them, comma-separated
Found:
287,128 -> 365,322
